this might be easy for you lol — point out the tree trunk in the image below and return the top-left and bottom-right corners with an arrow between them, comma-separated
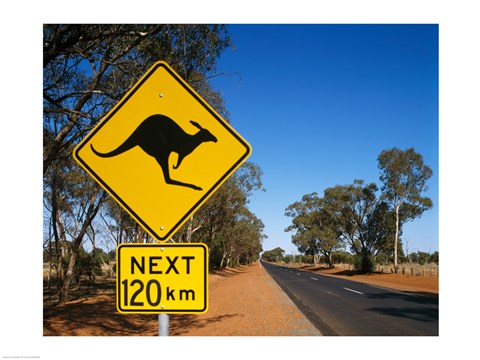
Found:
219,251 -> 226,269
59,250 -> 78,304
57,187 -> 105,304
51,172 -> 66,295
47,258 -> 52,290
91,237 -> 96,282
327,252 -> 333,268
186,217 -> 193,243
133,224 -> 146,243
394,204 -> 400,273
54,211 -> 68,297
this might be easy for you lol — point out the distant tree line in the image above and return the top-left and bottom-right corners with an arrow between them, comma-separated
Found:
43,24 -> 265,305
261,247 -> 285,262
283,147 -> 433,273
407,250 -> 438,265
262,248 -> 439,267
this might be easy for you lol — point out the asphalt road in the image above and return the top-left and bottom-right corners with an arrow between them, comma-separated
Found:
261,261 -> 438,336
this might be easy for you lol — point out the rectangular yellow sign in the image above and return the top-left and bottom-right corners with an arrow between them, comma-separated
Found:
116,243 -> 208,314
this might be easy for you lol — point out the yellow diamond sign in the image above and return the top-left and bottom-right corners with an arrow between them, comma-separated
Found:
73,61 -> 251,241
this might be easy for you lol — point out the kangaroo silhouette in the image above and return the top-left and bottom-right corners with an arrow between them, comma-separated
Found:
90,114 -> 217,191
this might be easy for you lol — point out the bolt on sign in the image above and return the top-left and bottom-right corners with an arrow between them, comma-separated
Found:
116,243 -> 208,314
73,61 -> 251,241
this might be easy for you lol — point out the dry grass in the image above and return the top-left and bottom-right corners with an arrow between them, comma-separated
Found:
282,261 -> 439,294
283,261 -> 438,277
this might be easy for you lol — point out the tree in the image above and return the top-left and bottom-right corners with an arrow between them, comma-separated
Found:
322,181 -> 379,255
44,24 -> 233,303
43,142 -> 107,302
286,180 -> 402,273
218,208 -> 265,268
322,180 -> 385,273
43,24 -> 232,176
175,162 -> 265,269
285,193 -> 344,267
99,197 -> 141,247
262,247 -> 285,262
429,251 -> 439,265
364,201 -> 398,259
378,147 -> 433,271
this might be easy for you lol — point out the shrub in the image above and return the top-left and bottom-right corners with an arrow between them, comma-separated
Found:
331,251 -> 354,264
354,252 -> 376,274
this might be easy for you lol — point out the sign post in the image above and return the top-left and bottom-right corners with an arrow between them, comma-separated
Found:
73,61 -> 251,335
159,314 -> 169,336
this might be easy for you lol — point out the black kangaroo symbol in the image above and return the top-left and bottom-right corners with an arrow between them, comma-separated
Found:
90,114 -> 217,191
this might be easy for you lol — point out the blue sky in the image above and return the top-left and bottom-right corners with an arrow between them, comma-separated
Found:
211,24 -> 439,255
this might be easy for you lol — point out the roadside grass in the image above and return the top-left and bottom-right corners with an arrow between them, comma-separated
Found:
282,261 -> 439,277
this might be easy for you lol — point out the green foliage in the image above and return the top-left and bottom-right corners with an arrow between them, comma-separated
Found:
285,192 -> 344,267
43,25 -> 238,301
408,250 -> 437,265
286,180 -> 392,263
43,247 -> 55,263
378,147 -> 433,217
300,254 -> 314,264
354,252 -> 377,274
208,243 -> 224,270
429,251 -> 439,265
108,249 -> 116,261
75,247 -> 97,277
321,180 -> 380,256
365,201 -> 397,253
43,24 -> 233,175
262,247 -> 285,262
285,147 -> 434,272
331,251 -> 354,264
174,162 -> 265,269
378,147 -> 433,269
93,248 -> 110,266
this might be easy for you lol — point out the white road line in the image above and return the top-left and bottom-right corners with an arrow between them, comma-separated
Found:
297,273 -> 301,276
343,287 -> 364,295
310,277 -> 318,281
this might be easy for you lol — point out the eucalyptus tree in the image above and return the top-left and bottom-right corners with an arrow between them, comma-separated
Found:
364,201 -> 397,258
43,24 -> 232,175
44,148 -> 107,302
262,247 -> 285,262
175,162 -> 265,268
322,180 -> 379,257
286,180 -> 397,272
219,208 -> 265,268
43,24 -> 233,303
285,193 -> 343,267
377,147 -> 433,271
99,197 -> 142,247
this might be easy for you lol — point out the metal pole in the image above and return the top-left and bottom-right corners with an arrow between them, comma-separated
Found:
158,314 -> 169,336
